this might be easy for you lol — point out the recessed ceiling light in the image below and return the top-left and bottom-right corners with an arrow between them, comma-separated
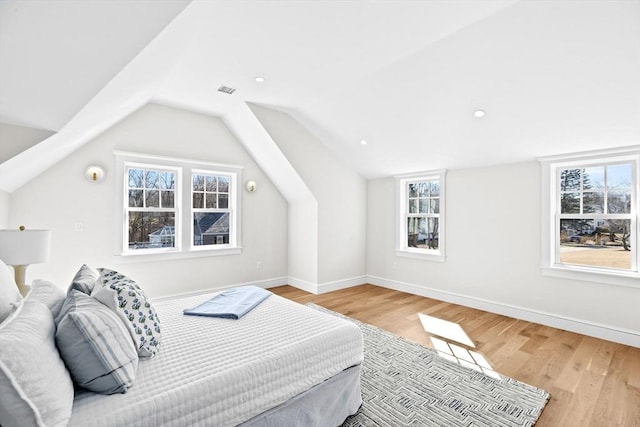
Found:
474,110 -> 486,118
255,77 -> 265,83
360,140 -> 368,145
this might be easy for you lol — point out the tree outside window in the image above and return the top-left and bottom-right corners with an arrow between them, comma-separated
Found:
406,180 -> 440,250
116,151 -> 241,258
558,163 -> 634,271
127,167 -> 177,250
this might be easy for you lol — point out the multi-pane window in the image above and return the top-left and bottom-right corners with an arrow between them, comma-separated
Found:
192,173 -> 232,247
117,152 -> 241,257
557,162 -> 635,271
407,180 -> 440,250
397,170 -> 446,260
126,167 -> 177,250
540,148 -> 639,285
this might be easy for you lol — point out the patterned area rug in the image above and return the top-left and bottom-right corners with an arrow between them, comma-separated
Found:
307,304 -> 549,427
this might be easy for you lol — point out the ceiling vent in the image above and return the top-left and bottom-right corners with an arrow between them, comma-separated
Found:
217,85 -> 236,95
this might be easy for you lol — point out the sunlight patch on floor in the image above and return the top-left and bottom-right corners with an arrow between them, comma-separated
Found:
418,313 -> 475,347
418,312 -> 500,380
430,337 -> 501,380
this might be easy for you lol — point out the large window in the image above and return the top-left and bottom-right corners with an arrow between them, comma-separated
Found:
540,147 -> 639,286
115,151 -> 241,259
396,170 -> 446,261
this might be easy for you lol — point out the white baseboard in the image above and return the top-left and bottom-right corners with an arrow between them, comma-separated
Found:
287,277 -> 318,294
317,275 -> 368,294
367,275 -> 640,348
288,275 -> 368,294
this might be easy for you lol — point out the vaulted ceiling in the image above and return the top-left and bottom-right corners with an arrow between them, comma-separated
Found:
1,0 -> 638,191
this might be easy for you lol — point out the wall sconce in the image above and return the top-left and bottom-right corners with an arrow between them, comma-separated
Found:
0,226 -> 51,296
245,180 -> 257,193
85,165 -> 105,182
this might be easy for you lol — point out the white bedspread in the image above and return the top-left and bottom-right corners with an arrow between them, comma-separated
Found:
68,292 -> 363,427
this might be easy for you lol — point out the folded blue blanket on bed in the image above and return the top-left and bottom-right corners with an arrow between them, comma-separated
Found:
183,286 -> 272,319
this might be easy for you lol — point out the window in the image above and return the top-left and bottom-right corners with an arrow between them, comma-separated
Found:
539,147 -> 639,286
192,172 -> 232,248
115,151 -> 242,259
396,170 -> 446,261
126,167 -> 178,250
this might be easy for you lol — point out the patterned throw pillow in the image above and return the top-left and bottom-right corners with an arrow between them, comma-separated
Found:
92,269 -> 161,358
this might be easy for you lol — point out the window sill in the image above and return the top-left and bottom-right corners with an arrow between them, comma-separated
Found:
540,265 -> 640,288
396,249 -> 445,262
114,247 -> 242,263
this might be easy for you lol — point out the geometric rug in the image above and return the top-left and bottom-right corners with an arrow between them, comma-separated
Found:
307,304 -> 550,427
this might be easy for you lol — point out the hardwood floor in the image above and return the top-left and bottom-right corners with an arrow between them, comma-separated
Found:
271,284 -> 640,427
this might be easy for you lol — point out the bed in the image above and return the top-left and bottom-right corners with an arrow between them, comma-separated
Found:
70,291 -> 363,426
0,264 -> 363,427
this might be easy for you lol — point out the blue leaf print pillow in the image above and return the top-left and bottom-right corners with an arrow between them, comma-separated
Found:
92,268 -> 161,358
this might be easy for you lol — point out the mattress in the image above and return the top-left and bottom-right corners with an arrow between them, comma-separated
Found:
68,292 -> 363,427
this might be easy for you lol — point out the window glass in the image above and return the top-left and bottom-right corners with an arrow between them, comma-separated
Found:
583,192 -> 604,214
560,168 -> 581,192
607,164 -> 632,190
406,208 -> 440,250
128,169 -> 144,188
556,162 -> 636,272
398,171 -> 445,260
129,213 -> 175,249
192,173 -> 233,247
126,167 -> 177,250
118,153 -> 241,257
559,219 -> 632,270
585,166 -> 604,190
193,212 -> 230,246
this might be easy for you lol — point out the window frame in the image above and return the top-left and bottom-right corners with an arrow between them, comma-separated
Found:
124,163 -> 181,254
114,151 -> 242,262
395,169 -> 446,262
539,146 -> 640,288
190,169 -> 237,251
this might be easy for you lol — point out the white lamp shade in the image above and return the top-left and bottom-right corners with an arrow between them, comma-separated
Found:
0,230 -> 51,266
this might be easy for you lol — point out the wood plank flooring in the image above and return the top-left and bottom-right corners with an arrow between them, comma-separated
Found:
271,284 -> 640,427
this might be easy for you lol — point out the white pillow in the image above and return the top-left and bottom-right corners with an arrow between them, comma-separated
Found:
0,258 -> 22,323
29,279 -> 66,320
0,300 -> 74,427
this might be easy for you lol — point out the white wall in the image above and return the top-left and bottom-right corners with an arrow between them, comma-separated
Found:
0,122 -> 55,164
367,161 -> 640,345
219,100 -> 319,285
8,104 -> 288,298
0,190 -> 8,228
250,105 -> 367,287
287,201 -> 318,285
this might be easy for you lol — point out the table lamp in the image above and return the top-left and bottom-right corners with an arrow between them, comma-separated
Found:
0,227 -> 51,296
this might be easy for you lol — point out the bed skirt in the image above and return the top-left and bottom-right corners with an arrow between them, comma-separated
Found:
240,364 -> 362,427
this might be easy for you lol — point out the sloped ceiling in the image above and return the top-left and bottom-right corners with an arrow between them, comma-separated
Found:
0,0 -> 638,192
0,0 -> 191,131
